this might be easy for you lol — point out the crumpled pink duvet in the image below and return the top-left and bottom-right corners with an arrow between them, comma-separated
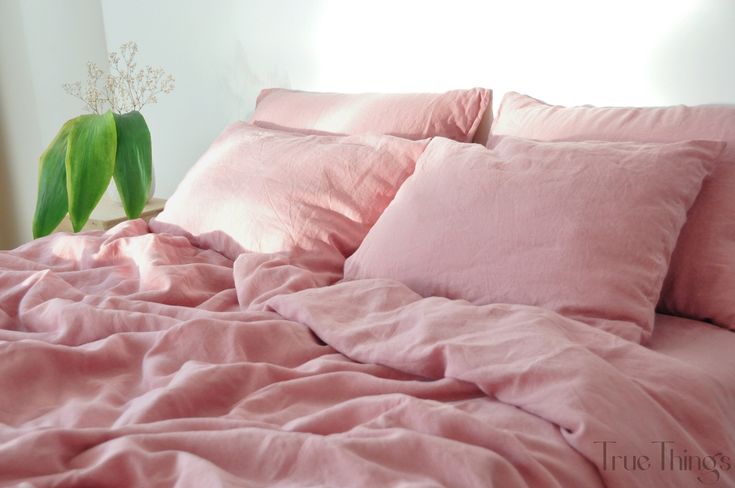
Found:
1,221 -> 733,487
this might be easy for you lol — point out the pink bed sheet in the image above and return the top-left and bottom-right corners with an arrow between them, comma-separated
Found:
0,221 -> 733,487
649,313 -> 735,389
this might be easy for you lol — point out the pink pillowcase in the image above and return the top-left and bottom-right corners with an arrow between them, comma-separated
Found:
492,92 -> 735,330
150,124 -> 427,260
251,88 -> 491,142
344,137 -> 722,343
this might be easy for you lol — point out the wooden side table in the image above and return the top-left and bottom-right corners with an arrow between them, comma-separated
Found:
54,197 -> 166,233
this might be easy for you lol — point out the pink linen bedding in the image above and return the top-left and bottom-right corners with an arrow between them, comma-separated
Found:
1,222 -> 734,487
649,314 -> 735,381
345,137 -> 722,343
491,92 -> 735,330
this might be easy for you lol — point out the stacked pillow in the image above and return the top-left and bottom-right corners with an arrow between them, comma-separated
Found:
152,87 -> 491,261
344,136 -> 722,342
491,92 -> 735,329
150,123 -> 428,260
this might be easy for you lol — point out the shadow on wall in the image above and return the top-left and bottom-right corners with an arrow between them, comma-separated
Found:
225,44 -> 292,121
651,0 -> 735,105
225,0 -> 325,120
0,98 -> 20,250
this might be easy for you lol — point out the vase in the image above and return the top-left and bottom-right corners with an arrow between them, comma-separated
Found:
104,173 -> 156,205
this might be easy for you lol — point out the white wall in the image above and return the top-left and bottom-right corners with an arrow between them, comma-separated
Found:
2,0 -> 735,248
0,0 -> 36,249
99,0 -> 735,203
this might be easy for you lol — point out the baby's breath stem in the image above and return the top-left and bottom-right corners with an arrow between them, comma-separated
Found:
62,41 -> 174,114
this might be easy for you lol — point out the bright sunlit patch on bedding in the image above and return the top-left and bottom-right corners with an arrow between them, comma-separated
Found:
312,97 -> 371,133
50,235 -> 84,262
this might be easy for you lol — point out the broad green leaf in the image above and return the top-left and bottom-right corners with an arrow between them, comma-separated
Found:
112,111 -> 152,219
32,118 -> 77,238
66,111 -> 117,232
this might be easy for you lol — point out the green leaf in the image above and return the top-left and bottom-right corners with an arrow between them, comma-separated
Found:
66,111 -> 117,232
32,118 -> 78,238
112,111 -> 152,219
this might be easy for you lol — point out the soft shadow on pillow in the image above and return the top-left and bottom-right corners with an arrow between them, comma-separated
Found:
345,137 -> 723,343
492,92 -> 735,330
251,88 -> 491,142
150,123 -> 428,261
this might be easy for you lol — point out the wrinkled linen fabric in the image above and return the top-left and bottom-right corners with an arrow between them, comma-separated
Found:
267,280 -> 735,488
0,221 -> 733,487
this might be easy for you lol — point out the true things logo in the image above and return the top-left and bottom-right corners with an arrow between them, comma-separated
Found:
594,440 -> 732,485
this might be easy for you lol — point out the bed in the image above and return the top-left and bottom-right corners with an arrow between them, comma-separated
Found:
1,88 -> 734,487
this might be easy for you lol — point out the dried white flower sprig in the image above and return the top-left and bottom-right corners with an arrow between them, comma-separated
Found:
63,41 -> 175,114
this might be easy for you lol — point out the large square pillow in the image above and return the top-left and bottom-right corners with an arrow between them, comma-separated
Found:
150,124 -> 428,260
251,88 -> 491,142
344,137 -> 722,343
492,91 -> 735,329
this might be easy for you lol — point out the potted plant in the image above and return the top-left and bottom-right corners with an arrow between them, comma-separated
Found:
33,42 -> 174,238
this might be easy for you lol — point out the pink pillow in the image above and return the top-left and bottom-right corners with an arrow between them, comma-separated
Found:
251,88 -> 491,142
150,124 -> 427,260
492,92 -> 735,329
344,137 -> 722,343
